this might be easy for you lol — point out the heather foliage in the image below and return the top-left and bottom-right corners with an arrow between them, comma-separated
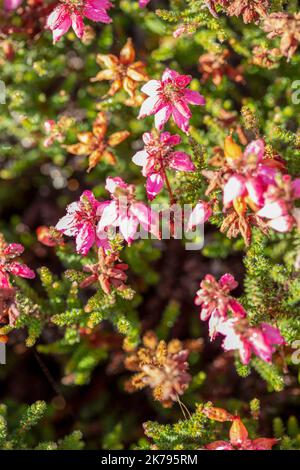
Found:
0,0 -> 300,450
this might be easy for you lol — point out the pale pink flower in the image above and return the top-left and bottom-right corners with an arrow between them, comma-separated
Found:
3,0 -> 22,10
0,243 -> 35,288
97,177 -> 159,244
221,138 -> 299,231
222,139 -> 274,209
56,190 -> 109,255
187,200 -> 212,230
256,174 -> 300,232
216,317 -> 285,365
195,274 -> 246,328
132,131 -> 195,200
47,0 -> 112,44
138,69 -> 205,134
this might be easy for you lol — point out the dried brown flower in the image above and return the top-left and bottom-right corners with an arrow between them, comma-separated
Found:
91,38 -> 148,106
252,46 -> 281,68
65,112 -> 129,172
263,13 -> 300,61
124,331 -> 191,408
199,49 -> 244,86
80,248 -> 129,295
225,0 -> 269,24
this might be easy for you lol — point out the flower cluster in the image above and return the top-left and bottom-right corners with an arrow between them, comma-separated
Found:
263,12 -> 300,60
132,131 -> 195,200
98,177 -> 160,244
206,0 -> 270,24
55,190 -> 109,255
138,69 -> 205,134
0,236 -> 35,342
0,240 -> 35,289
202,136 -> 300,244
195,273 -> 285,364
46,0 -> 112,43
55,179 -> 159,252
124,331 -> 191,408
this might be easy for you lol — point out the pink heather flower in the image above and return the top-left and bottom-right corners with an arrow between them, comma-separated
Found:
216,318 -> 285,365
256,174 -> 300,232
47,0 -> 112,44
139,0 -> 150,6
56,190 -> 109,255
222,139 -> 274,209
132,131 -> 195,200
97,177 -> 159,245
195,274 -> 246,329
221,137 -> 300,233
138,69 -> 206,134
187,200 -> 212,230
0,243 -> 35,288
3,0 -> 22,10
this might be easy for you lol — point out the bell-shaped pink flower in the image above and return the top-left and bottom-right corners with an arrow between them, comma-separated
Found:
0,243 -> 35,288
132,131 -> 195,200
216,317 -> 285,365
56,190 -> 109,255
222,138 -> 271,210
195,273 -> 246,323
97,177 -> 159,245
256,174 -> 300,233
138,69 -> 205,134
187,200 -> 212,230
47,0 -> 112,44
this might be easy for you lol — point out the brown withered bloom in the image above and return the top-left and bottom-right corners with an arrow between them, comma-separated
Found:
199,49 -> 244,86
124,331 -> 191,408
252,46 -> 281,68
263,13 -> 300,61
80,248 -> 128,295
91,38 -> 148,106
224,0 -> 269,24
65,112 -> 129,172
220,208 -> 268,245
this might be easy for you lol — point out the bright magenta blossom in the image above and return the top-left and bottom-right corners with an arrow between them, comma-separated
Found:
56,190 -> 109,255
138,69 -> 205,134
47,0 -> 112,43
0,243 -> 35,288
138,0 -> 150,6
216,318 -> 285,365
97,177 -> 159,244
3,0 -> 22,10
132,131 -> 195,200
